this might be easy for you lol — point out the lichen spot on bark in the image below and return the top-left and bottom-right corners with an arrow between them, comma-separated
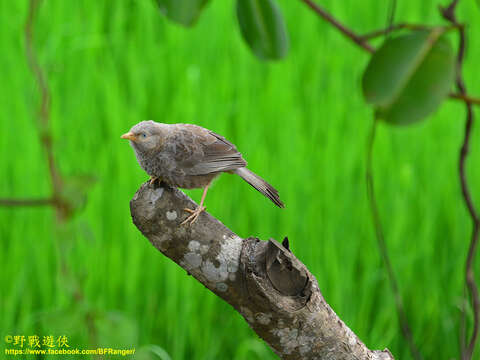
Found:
150,187 -> 164,202
143,187 -> 165,219
182,252 -> 202,270
217,235 -> 242,274
216,282 -> 228,292
240,306 -> 254,323
166,210 -> 177,220
201,260 -> 228,283
271,327 -> 300,355
200,245 -> 209,255
188,240 -> 200,252
255,312 -> 272,325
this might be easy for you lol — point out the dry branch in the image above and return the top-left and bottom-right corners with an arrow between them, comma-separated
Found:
130,182 -> 394,360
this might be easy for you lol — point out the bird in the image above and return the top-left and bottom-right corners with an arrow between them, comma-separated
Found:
121,121 -> 284,225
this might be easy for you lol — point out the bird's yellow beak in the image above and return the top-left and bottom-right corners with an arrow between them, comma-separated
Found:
121,131 -> 137,141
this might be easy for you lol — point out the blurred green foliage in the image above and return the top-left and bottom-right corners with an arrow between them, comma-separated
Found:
1,0 -> 479,359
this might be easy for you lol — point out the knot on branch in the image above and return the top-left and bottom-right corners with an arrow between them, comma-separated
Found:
241,238 -> 311,313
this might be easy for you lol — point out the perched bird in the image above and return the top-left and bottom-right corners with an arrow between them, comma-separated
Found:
121,121 -> 284,225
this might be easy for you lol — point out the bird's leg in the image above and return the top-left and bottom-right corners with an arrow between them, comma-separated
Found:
181,184 -> 209,225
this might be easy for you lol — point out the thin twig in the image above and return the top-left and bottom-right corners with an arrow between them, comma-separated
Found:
0,198 -> 54,206
361,23 -> 459,41
440,1 -> 480,359
25,0 -> 63,197
366,120 -> 423,360
300,0 -> 375,53
449,93 -> 480,106
25,0 -> 72,220
385,0 -> 397,40
361,23 -> 431,40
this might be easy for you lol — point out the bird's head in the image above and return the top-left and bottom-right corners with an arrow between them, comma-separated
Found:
121,120 -> 164,152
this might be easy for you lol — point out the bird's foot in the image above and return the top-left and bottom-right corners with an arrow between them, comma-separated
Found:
181,206 -> 206,225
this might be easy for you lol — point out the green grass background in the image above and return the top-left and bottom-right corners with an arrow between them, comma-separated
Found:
1,0 -> 480,359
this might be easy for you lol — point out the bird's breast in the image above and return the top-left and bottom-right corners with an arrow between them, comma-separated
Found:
134,149 -> 216,189
134,150 -> 170,176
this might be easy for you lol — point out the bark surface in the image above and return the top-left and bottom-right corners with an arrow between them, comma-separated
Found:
130,182 -> 394,360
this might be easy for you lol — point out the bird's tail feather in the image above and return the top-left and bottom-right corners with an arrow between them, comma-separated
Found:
234,167 -> 284,208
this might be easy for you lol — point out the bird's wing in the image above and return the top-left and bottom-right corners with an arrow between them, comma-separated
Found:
176,127 -> 247,175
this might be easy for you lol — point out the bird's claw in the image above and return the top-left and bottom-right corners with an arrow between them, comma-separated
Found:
181,206 -> 206,225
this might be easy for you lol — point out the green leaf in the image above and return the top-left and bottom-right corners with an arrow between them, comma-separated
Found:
362,29 -> 456,125
155,0 -> 209,27
236,0 -> 289,60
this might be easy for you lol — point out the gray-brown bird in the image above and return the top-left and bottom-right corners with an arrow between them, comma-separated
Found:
121,121 -> 284,225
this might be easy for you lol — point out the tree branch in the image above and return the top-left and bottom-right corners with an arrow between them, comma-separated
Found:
25,0 -> 65,215
299,0 -> 480,107
0,197 -> 54,207
360,23 -> 439,40
440,2 -> 480,359
299,0 -> 375,53
449,93 -> 480,106
130,182 -> 395,360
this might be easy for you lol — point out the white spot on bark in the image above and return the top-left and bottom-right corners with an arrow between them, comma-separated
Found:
372,350 -> 394,360
201,260 -> 228,282
143,188 -> 165,219
188,240 -> 200,252
216,282 -> 228,292
349,336 -> 356,346
228,273 -> 236,281
240,306 -> 254,323
166,210 -> 177,221
344,324 -> 358,346
217,235 -> 242,274
271,327 -> 299,355
297,334 -> 315,355
149,187 -> 164,202
199,235 -> 242,286
200,245 -> 209,255
255,313 -> 272,325
182,252 -> 202,270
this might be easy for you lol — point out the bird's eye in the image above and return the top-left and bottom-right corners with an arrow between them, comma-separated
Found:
142,133 -> 147,138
